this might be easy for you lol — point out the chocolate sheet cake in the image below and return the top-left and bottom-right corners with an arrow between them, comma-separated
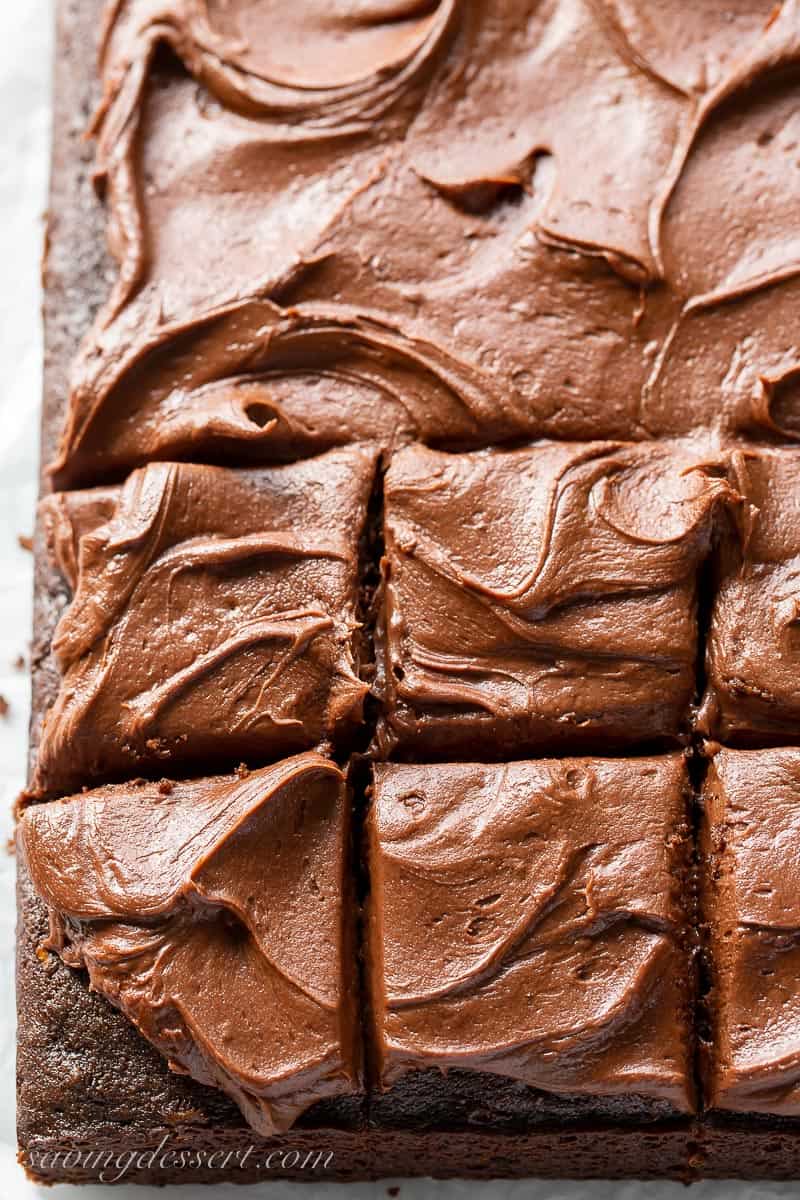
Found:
20,756 -> 361,1138
17,0 -> 800,1185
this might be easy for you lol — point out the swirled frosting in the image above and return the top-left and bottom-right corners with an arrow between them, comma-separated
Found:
32,446 -> 376,796
702,748 -> 800,1115
377,439 -> 737,757
368,755 -> 693,1110
52,0 -> 800,485
700,448 -> 800,743
19,754 -> 360,1135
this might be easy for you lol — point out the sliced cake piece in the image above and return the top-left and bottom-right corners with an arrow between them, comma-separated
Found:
367,754 -> 695,1128
377,440 -> 734,758
700,449 -> 800,744
31,446 -> 376,796
53,0 -> 797,488
18,753 -> 362,1176
701,746 -> 800,1115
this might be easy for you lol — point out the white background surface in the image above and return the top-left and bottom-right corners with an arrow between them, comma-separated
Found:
0,3 -> 793,1197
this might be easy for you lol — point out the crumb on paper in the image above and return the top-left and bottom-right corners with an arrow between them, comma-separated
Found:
17,534 -> 33,552
237,762 -> 251,779
13,654 -> 25,671
158,779 -> 174,796
0,695 -> 9,718
387,1189 -> 401,1198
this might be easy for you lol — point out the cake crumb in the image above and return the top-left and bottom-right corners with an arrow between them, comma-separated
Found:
166,1108 -> 205,1124
387,1189 -> 400,1198
0,695 -> 9,718
158,779 -> 174,796
145,737 -> 172,758
13,654 -> 25,671
17,534 -> 33,552
236,762 -> 251,779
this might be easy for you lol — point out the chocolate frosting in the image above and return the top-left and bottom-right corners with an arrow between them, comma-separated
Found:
701,448 -> 800,743
19,754 -> 360,1135
33,447 -> 375,796
52,0 -> 800,484
703,747 -> 800,1115
377,439 -> 737,756
368,755 -> 693,1110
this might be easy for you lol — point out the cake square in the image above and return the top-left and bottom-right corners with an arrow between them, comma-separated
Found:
701,449 -> 800,743
377,440 -> 732,758
701,747 -> 800,1116
367,755 -> 695,1119
18,753 -> 363,1178
31,446 -> 377,796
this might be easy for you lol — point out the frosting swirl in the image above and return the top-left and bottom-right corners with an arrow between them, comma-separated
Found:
52,0 -> 800,486
700,447 -> 800,742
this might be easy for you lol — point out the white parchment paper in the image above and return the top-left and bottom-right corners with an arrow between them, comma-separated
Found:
0,3 -> 792,1197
